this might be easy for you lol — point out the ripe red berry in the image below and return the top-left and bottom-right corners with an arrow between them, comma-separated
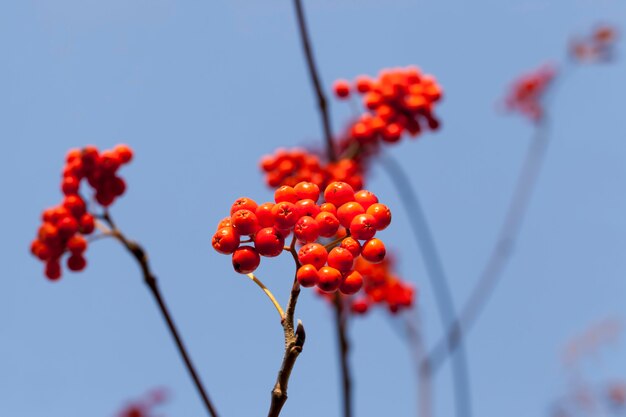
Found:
327,247 -> 354,273
231,209 -> 260,236
317,266 -> 342,293
232,247 -> 260,274
315,211 -> 340,238
366,203 -> 392,230
333,80 -> 351,98
340,237 -> 361,257
254,227 -> 285,257
319,202 -> 337,216
294,216 -> 320,244
63,195 -> 86,218
324,182 -> 355,207
45,259 -> 62,281
298,243 -> 328,270
212,227 -> 240,254
67,254 -> 87,271
231,197 -> 258,216
361,238 -> 386,263
256,202 -> 275,228
340,270 -> 363,295
217,217 -> 233,230
296,264 -> 319,287
336,202 -> 365,228
274,185 -> 299,204
67,235 -> 87,254
62,176 -> 80,195
80,214 -> 95,234
271,202 -> 298,229
349,214 -> 377,240
351,298 -> 370,314
294,199 -> 320,218
114,144 -> 134,163
354,190 -> 379,210
294,181 -> 320,202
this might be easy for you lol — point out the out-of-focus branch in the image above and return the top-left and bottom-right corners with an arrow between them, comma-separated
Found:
292,0 -> 336,162
334,295 -> 353,417
380,154 -> 473,417
100,211 -> 219,417
426,117 -> 552,373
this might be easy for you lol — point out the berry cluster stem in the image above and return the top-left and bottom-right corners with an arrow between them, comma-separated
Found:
99,211 -> 220,417
246,273 -> 285,319
267,274 -> 305,417
333,295 -> 353,417
292,0 -> 336,162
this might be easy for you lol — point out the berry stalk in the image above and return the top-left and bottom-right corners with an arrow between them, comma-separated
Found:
100,211 -> 220,417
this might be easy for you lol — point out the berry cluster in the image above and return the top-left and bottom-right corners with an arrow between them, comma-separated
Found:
212,181 -> 391,295
504,64 -> 557,122
260,149 -> 364,191
334,66 -> 443,145
571,25 -> 618,63
30,145 -> 133,280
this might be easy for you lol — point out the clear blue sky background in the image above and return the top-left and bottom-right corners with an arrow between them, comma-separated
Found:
1,1 -> 625,416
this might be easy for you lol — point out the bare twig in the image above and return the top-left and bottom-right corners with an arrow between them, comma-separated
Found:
426,117 -> 552,373
334,295 -> 353,417
99,212 -> 219,417
267,239 -> 306,417
246,273 -> 286,319
292,0 -> 336,162
379,154 -> 473,417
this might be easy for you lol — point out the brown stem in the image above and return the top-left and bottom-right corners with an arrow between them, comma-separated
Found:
267,274 -> 305,417
292,0 -> 336,162
334,295 -> 353,417
101,212 -> 219,417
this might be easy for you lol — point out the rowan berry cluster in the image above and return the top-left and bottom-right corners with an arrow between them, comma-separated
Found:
349,257 -> 415,314
260,149 -> 364,191
212,181 -> 391,295
504,64 -> 556,122
333,66 -> 443,145
30,145 -> 133,280
571,25 -> 618,63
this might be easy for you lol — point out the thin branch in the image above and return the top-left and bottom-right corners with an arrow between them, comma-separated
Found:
334,295 -> 353,417
292,0 -> 336,162
379,154 -> 473,417
426,117 -> 552,373
99,212 -> 220,417
267,274 -> 305,417
246,273 -> 286,319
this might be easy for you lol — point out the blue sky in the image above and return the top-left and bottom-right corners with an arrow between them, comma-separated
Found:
1,1 -> 625,416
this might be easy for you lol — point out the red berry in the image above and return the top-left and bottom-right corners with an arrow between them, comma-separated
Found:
231,197 -> 258,216
333,80 -> 351,98
319,203 -> 337,216
349,214 -> 377,240
340,270 -> 363,295
271,202 -> 298,229
57,216 -> 79,237
274,185 -> 299,204
315,211 -> 340,238
351,299 -> 369,314
231,209 -> 260,236
256,203 -> 275,228
62,176 -> 80,195
231,247 -> 260,274
80,214 -> 95,234
217,217 -> 233,230
354,190 -> 379,210
45,259 -> 62,281
212,227 -> 240,254
324,182 -> 355,207
67,254 -> 87,271
294,216 -> 320,244
366,203 -> 392,231
67,235 -> 87,254
63,195 -> 86,218
296,264 -> 319,287
298,243 -> 328,270
336,202 -> 365,228
294,182 -> 320,202
254,227 -> 285,257
114,144 -> 134,163
294,199 -> 320,218
317,266 -> 342,292
361,238 -> 386,263
327,247 -> 354,273
340,237 -> 361,258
